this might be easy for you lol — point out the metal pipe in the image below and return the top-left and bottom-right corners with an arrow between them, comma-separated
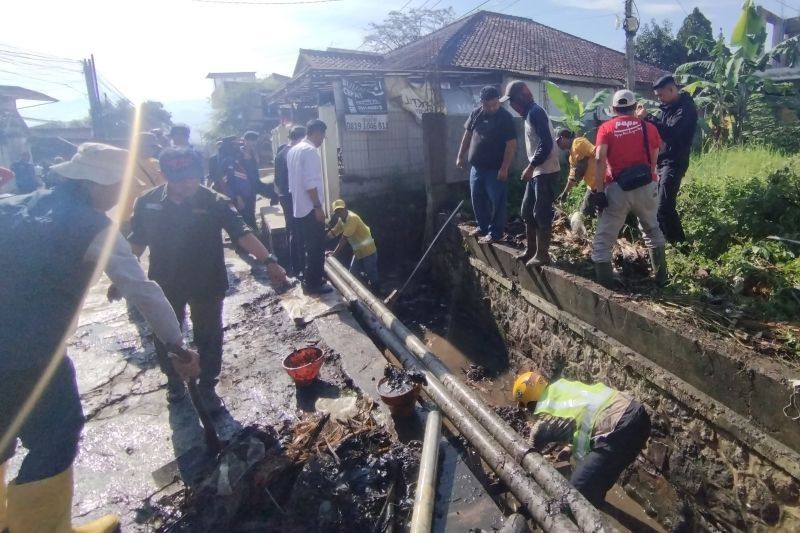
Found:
326,274 -> 579,532
326,258 -> 612,533
409,410 -> 442,533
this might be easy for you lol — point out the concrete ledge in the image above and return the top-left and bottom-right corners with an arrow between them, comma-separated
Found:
460,228 -> 800,456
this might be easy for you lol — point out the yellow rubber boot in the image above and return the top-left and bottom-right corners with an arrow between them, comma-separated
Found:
6,466 -> 119,533
1,461 -> 7,531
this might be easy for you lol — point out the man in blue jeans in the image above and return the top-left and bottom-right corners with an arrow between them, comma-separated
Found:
501,80 -> 561,266
457,86 -> 517,244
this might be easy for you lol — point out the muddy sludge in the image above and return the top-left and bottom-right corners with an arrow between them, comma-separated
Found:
146,398 -> 421,533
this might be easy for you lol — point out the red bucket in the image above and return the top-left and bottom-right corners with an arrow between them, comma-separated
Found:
283,347 -> 325,387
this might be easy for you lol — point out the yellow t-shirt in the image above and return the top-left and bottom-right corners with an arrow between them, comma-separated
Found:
328,211 -> 377,259
569,136 -> 596,187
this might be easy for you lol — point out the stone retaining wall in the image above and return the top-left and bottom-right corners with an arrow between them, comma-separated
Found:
431,226 -> 800,531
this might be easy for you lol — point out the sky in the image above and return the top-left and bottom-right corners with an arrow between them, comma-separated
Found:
2,0 -> 797,130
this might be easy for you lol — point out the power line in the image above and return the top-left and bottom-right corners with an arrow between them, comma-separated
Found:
772,0 -> 800,14
0,42 -> 78,63
191,0 -> 344,5
671,0 -> 689,16
458,0 -> 492,19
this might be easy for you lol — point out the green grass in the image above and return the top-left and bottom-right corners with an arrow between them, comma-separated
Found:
687,145 -> 800,186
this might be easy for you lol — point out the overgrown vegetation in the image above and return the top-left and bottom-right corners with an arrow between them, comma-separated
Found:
668,147 -> 800,321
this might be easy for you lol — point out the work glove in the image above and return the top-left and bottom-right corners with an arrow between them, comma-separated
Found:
107,285 -> 121,302
168,345 -> 201,381
588,191 -> 608,212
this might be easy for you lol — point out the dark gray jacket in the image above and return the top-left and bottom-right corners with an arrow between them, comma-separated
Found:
647,91 -> 698,165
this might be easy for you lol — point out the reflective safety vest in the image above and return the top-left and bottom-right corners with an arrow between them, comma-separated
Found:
534,379 -> 618,460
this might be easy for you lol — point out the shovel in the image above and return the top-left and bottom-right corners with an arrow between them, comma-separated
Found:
384,200 -> 464,308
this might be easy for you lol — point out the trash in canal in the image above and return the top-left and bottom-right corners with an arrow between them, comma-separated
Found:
148,397 -> 421,532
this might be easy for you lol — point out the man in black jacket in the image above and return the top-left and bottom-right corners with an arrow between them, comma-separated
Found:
637,75 -> 698,244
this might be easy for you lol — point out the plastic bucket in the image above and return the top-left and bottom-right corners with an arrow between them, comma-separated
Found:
377,377 -> 421,417
283,347 -> 325,387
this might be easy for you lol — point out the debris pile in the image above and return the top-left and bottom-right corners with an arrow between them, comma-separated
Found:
149,398 -> 421,532
463,363 -> 491,384
492,405 -> 529,436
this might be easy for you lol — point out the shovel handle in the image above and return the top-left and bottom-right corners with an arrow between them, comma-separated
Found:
186,380 -> 222,455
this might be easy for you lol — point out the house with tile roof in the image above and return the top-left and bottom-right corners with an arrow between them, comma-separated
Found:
268,10 -> 665,201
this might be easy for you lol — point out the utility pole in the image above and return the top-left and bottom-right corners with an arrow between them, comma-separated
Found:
83,55 -> 104,140
623,0 -> 639,90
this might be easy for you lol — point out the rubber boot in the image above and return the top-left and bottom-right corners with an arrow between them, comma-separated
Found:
1,461 -> 7,531
6,466 -> 119,533
594,262 -> 615,289
526,229 -> 552,267
649,246 -> 668,287
516,224 -> 537,262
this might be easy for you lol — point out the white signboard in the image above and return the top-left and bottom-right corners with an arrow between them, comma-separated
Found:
345,114 -> 388,132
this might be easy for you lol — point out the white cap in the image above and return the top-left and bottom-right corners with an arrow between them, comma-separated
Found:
612,89 -> 636,107
50,143 -> 130,185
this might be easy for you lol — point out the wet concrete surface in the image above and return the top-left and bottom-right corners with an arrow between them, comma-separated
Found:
7,250 -> 350,530
7,233 -> 506,531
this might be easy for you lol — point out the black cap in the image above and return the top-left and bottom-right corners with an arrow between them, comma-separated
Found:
243,130 -> 259,141
159,147 -> 203,181
479,86 -> 500,101
556,128 -> 574,139
653,75 -> 677,90
169,123 -> 190,136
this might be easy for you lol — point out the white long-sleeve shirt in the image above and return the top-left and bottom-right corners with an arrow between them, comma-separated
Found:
84,228 -> 183,347
286,139 -> 324,218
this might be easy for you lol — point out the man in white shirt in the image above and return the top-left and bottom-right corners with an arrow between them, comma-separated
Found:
287,119 -> 333,294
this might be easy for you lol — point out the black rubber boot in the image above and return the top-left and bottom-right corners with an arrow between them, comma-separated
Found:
527,229 -> 552,267
594,262 -> 615,289
516,224 -> 537,263
649,246 -> 668,286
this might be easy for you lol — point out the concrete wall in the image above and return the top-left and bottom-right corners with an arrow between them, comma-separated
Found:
431,228 -> 800,531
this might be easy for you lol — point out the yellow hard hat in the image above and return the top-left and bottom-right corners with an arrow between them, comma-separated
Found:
512,371 -> 549,405
331,199 -> 346,211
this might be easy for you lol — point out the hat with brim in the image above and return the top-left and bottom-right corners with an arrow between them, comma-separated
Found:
331,199 -> 346,211
51,142 -> 130,186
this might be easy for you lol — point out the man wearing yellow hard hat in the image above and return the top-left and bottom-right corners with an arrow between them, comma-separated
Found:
513,371 -> 651,506
326,199 -> 379,290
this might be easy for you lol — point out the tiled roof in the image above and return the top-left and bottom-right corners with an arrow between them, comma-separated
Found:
382,16 -> 473,71
294,11 -> 664,85
444,12 -> 665,84
294,49 -> 383,76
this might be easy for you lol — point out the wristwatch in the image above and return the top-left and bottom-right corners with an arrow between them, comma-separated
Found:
264,253 -> 278,265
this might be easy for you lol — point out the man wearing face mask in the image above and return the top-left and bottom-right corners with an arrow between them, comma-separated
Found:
128,147 -> 287,409
457,86 -> 518,244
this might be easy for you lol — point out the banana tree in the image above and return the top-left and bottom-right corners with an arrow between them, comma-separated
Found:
543,81 -> 610,134
676,0 -> 800,145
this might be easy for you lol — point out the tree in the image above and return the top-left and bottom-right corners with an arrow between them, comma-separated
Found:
543,81 -> 609,134
676,0 -> 800,145
677,7 -> 714,61
207,78 -> 283,140
362,7 -> 456,53
635,19 -> 686,72
140,101 -> 173,132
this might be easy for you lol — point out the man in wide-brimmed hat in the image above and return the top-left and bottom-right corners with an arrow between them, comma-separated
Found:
0,142 -> 200,533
